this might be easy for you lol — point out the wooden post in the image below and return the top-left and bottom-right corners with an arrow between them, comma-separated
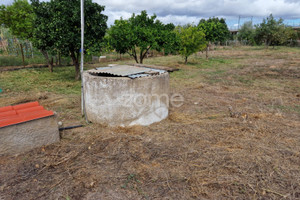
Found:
30,42 -> 34,58
58,51 -> 61,66
20,43 -> 25,67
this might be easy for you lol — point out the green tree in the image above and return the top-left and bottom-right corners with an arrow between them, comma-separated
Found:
284,27 -> 298,46
0,0 -> 34,66
31,0 -> 108,79
0,5 -> 7,25
198,17 -> 230,44
198,17 -> 230,58
107,10 -> 178,64
0,0 -> 34,39
176,25 -> 206,64
254,14 -> 296,47
237,21 -> 255,45
31,0 -> 55,71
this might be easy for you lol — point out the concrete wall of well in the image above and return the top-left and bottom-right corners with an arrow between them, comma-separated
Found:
82,71 -> 169,127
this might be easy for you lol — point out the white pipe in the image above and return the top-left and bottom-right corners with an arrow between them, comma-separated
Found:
80,0 -> 84,75
80,0 -> 88,122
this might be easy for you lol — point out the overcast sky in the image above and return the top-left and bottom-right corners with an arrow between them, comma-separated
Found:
2,0 -> 300,28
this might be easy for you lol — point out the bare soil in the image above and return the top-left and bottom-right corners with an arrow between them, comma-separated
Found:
0,46 -> 300,199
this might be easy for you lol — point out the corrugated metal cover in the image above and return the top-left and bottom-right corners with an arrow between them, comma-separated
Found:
92,65 -> 152,76
89,65 -> 167,79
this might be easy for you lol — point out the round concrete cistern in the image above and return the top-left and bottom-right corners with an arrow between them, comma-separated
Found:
82,67 -> 169,127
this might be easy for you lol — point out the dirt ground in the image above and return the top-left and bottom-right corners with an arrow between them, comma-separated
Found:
0,46 -> 300,199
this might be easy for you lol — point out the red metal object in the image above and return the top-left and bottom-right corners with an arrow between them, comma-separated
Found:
0,101 -> 54,128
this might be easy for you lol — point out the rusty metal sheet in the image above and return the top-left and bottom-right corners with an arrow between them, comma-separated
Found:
133,63 -> 179,72
93,65 -> 152,76
89,64 -> 167,79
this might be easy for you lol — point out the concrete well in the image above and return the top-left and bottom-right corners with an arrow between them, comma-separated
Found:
82,70 -> 169,127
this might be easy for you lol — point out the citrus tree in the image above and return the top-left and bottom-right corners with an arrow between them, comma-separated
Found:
0,0 -> 33,39
107,10 -> 178,64
237,21 -> 255,45
0,0 -> 34,66
176,25 -> 206,64
198,17 -> 230,58
31,0 -> 107,79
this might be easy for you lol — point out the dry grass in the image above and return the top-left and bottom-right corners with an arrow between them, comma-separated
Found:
0,46 -> 300,200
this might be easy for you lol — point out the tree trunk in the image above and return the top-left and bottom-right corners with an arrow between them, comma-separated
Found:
184,56 -> 188,64
55,55 -> 58,66
41,50 -> 53,72
130,48 -> 139,63
206,45 -> 209,60
51,57 -> 54,67
71,51 -> 80,80
140,47 -> 151,64
58,51 -> 62,66
266,40 -> 271,48
75,62 -> 80,80
139,50 -> 143,64
75,61 -> 80,80
20,43 -> 25,67
130,50 -> 138,63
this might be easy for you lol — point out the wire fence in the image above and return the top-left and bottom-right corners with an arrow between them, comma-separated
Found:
227,16 -> 300,31
0,27 -> 37,58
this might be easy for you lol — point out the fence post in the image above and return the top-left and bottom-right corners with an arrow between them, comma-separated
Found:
20,43 -> 25,67
30,42 -> 34,58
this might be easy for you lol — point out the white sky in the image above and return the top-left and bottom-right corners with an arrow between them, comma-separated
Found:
2,0 -> 300,27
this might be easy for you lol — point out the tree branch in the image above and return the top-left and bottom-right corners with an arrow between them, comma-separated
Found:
142,46 -> 152,60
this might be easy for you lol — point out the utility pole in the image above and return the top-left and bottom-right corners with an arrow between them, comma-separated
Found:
80,0 -> 87,121
238,15 -> 241,30
80,0 -> 84,78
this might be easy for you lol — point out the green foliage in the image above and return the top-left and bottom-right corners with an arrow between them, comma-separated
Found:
198,17 -> 230,44
106,19 -> 132,55
283,27 -> 298,46
176,25 -> 206,64
107,10 -> 179,63
0,26 -> 10,38
0,5 -> 6,24
30,1 -> 53,53
237,21 -> 255,45
0,0 -> 34,40
254,14 -> 297,46
31,0 -> 108,79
